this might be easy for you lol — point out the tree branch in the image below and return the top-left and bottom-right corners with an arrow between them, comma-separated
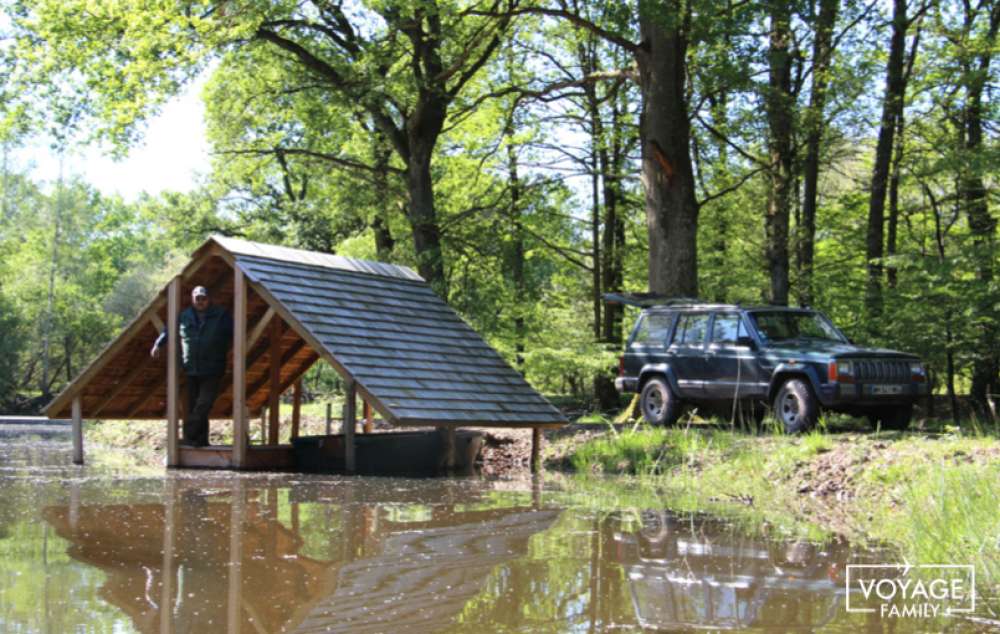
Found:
469,6 -> 638,53
216,146 -> 403,176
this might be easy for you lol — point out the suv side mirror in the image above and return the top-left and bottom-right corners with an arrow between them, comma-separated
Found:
736,336 -> 757,350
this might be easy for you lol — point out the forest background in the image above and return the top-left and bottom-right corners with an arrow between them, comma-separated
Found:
0,0 -> 996,421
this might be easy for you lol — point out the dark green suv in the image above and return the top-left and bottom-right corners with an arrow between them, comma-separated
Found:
614,300 -> 928,432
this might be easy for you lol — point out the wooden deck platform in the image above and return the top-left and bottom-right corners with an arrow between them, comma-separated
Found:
178,444 -> 296,470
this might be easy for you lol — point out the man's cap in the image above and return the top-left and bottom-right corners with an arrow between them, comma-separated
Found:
192,286 -> 208,298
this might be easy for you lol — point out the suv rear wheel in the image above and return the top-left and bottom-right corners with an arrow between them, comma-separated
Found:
866,404 -> 913,431
773,379 -> 818,434
640,376 -> 682,426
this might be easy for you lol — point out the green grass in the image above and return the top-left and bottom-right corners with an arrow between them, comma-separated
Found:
562,421 -> 1000,596
568,426 -> 738,475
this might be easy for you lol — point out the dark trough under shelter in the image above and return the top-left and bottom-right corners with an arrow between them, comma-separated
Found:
44,235 -> 567,472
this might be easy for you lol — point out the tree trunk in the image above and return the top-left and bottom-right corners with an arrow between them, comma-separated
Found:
580,36 -> 603,340
507,132 -> 526,370
638,2 -> 699,298
764,1 -> 795,306
799,0 -> 839,306
600,87 -> 626,343
589,104 -> 602,340
866,0 -> 908,327
886,111 -> 904,289
962,4 -> 1000,417
946,323 -> 959,421
405,129 -> 447,295
64,334 -> 72,382
372,135 -> 395,261
888,24 -> 920,290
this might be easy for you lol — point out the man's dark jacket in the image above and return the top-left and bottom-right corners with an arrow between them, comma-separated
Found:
157,306 -> 233,377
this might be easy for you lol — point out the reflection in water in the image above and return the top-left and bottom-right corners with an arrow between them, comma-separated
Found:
614,510 -> 850,631
42,480 -> 558,633
0,428 -> 994,633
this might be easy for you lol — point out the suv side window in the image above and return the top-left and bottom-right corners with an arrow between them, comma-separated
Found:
710,313 -> 748,345
672,313 -> 710,345
632,312 -> 675,347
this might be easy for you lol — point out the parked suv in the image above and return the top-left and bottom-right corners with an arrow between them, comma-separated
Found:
613,299 -> 928,432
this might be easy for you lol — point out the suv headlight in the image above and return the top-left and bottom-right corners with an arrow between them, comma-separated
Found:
828,361 -> 854,383
910,362 -> 926,382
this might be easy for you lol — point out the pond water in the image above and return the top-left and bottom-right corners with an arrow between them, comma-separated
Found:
0,424 -> 996,633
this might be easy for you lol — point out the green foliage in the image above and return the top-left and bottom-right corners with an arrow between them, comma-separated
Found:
1,0 -> 998,414
0,158 -> 221,406
0,293 -> 24,404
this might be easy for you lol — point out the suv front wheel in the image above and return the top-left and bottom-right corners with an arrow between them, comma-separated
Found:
640,376 -> 682,426
773,378 -> 818,434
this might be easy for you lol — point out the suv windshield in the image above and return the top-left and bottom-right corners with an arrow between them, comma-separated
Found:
749,310 -> 845,344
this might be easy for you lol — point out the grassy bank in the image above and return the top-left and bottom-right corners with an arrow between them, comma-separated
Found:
557,421 -> 1000,599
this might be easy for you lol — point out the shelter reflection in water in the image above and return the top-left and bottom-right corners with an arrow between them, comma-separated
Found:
43,478 -> 558,633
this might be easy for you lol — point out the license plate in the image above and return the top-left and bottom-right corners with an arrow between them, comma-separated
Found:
871,384 -> 905,395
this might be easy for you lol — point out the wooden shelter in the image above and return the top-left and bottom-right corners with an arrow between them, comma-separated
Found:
44,235 -> 567,471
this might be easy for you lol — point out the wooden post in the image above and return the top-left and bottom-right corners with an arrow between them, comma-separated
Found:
363,401 -> 373,434
344,379 -> 356,473
227,480 -> 245,634
442,427 -> 456,471
166,276 -> 180,466
71,396 -> 83,465
291,378 -> 302,440
325,402 -> 332,436
232,269 -> 248,469
531,427 -> 542,474
267,318 -> 281,445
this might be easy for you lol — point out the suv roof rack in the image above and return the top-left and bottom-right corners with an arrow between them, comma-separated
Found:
602,292 -> 710,308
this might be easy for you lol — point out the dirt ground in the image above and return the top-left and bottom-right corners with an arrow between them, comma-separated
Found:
86,415 -> 592,476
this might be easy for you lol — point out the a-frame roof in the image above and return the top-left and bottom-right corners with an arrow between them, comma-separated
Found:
45,235 -> 567,428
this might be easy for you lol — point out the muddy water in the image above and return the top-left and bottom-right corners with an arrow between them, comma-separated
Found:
0,425 -> 995,633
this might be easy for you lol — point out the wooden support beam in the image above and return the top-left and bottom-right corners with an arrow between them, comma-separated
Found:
167,276 -> 180,467
242,276 -> 399,425
246,307 -> 275,351
232,268 -> 248,469
149,313 -> 165,333
531,427 -> 542,474
291,378 -> 302,440
267,318 -> 282,445
363,401 -> 373,434
71,396 -> 83,465
210,315 -> 285,410
344,379 -> 356,473
245,339 -> 309,408
91,348 -> 156,417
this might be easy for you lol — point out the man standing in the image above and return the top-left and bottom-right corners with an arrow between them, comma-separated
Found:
151,286 -> 233,447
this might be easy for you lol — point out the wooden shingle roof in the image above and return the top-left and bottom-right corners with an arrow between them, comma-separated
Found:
45,235 -> 567,428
